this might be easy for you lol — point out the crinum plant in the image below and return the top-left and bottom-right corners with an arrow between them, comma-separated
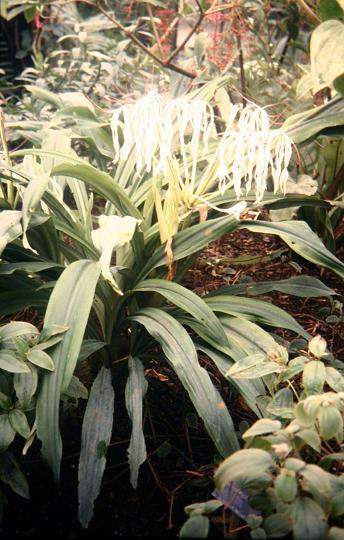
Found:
0,78 -> 344,528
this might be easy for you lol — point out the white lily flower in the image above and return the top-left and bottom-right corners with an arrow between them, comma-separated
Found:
111,92 -> 293,204
91,214 -> 140,292
111,91 -> 215,183
217,104 -> 292,202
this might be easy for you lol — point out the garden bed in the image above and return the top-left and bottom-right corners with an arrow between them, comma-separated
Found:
1,228 -> 343,539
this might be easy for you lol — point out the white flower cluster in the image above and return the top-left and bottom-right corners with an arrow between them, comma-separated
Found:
111,91 -> 214,178
111,91 -> 293,203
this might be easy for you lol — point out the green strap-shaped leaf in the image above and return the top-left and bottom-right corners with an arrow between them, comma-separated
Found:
138,214 -> 238,280
0,262 -> 62,275
36,260 -> 100,482
239,220 -> 344,279
205,295 -> 309,339
130,308 -> 239,456
78,367 -> 114,528
10,149 -> 142,220
133,279 -> 228,349
196,343 -> 263,417
207,275 -> 336,298
125,356 -> 148,489
284,96 -> 344,143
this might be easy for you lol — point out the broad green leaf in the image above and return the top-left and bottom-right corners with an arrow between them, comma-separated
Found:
64,376 -> 88,400
239,220 -> 344,279
138,214 -> 238,280
274,469 -> 298,503
9,409 -> 30,439
0,262 -> 60,275
227,354 -> 284,379
0,452 -> 29,499
11,150 -> 142,220
125,356 -> 148,489
26,85 -> 62,108
308,335 -> 328,358
0,415 -> 16,452
13,365 -> 38,409
78,367 -> 114,528
219,316 -> 280,359
318,405 -> 343,440
310,20 -> 344,93
21,159 -> 49,251
291,496 -> 327,540
325,367 -> 344,392
180,515 -> 209,538
38,324 -> 69,343
301,464 -> 331,505
302,361 -> 326,395
0,351 -> 30,373
214,449 -> 274,490
295,428 -> 321,452
36,260 -> 101,481
263,513 -> 292,538
26,349 -> 55,371
319,452 -> 344,470
242,419 -> 281,440
0,321 -> 38,343
130,308 -> 239,456
205,295 -> 308,338
133,279 -> 228,349
267,388 -> 294,419
331,494 -> 344,517
78,340 -> 107,363
284,96 -> 344,144
0,210 -> 22,255
195,343 -> 264,417
207,276 -> 336,298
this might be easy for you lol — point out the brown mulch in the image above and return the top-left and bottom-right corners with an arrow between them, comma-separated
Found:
183,229 -> 344,359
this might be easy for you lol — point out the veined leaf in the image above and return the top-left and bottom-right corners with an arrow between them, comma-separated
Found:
207,276 -> 336,298
219,316 -> 280,359
227,353 -> 284,379
0,351 -> 30,373
302,361 -> 326,395
291,496 -> 327,540
13,364 -> 38,409
0,261 -> 61,275
196,343 -> 264,416
138,214 -> 238,280
36,260 -> 100,481
0,210 -> 22,255
205,295 -> 309,338
10,150 -> 142,220
133,279 -> 228,349
214,449 -> 274,490
239,220 -> 344,279
0,415 -> 16,452
8,409 -> 30,439
284,96 -> 344,144
78,367 -> 114,528
125,356 -> 148,489
0,452 -> 29,499
130,308 -> 239,456
26,349 -> 55,371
